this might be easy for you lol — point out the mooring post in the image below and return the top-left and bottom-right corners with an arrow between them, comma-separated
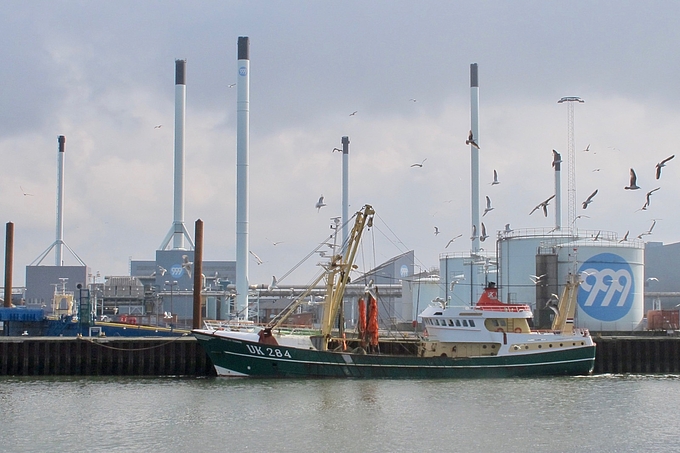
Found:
192,219 -> 204,330
4,222 -> 13,308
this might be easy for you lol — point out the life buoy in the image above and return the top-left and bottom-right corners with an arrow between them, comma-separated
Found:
423,328 -> 429,337
496,328 -> 505,333
514,327 -> 522,333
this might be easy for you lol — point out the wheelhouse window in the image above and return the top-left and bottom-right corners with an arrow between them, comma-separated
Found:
462,320 -> 469,327
455,320 -> 461,327
469,320 -> 475,327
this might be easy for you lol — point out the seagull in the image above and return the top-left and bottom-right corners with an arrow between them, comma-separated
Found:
583,144 -> 590,152
504,223 -> 513,233
154,125 -> 162,129
20,186 -> 33,196
624,168 -> 640,190
646,277 -> 659,282
552,150 -> 562,167
582,189 -> 598,209
228,83 -> 236,88
530,195 -> 556,217
409,98 -> 417,102
655,155 -> 674,179
249,250 -> 264,265
479,223 -> 489,242
445,234 -> 462,248
619,231 -> 629,243
411,158 -> 427,168
266,237 -> 284,246
593,231 -> 601,241
268,275 -> 278,292
181,255 -> 193,278
529,274 -> 546,285
491,169 -> 500,185
470,224 -> 477,241
592,168 -> 601,172
638,220 -> 657,239
641,187 -> 661,210
547,302 -> 560,318
434,226 -> 440,236
157,266 -> 167,276
332,147 -> 342,152
465,130 -> 480,149
315,195 -> 326,211
349,111 -> 358,116
483,196 -> 494,216
364,279 -> 378,300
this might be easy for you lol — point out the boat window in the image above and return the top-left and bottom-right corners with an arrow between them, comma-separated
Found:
469,320 -> 475,327
462,320 -> 469,327
499,319 -> 507,327
455,319 -> 461,326
448,319 -> 454,326
491,319 -> 499,327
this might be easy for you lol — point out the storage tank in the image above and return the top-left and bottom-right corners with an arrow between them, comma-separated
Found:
556,239 -> 645,332
439,252 -> 496,306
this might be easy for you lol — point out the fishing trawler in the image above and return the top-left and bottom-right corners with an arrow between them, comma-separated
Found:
193,205 -> 596,378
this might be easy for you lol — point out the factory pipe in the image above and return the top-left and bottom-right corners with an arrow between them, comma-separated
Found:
3,222 -> 13,308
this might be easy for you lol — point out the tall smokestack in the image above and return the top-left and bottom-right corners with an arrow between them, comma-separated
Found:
469,63 -> 480,304
56,135 -> 65,265
4,222 -> 13,307
553,150 -> 562,230
173,59 -> 187,249
160,59 -> 194,251
341,136 -> 349,248
235,36 -> 250,320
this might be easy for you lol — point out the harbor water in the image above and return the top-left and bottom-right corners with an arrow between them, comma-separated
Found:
1,375 -> 679,452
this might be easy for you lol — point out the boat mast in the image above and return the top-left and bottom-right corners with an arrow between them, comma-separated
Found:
319,205 -> 375,350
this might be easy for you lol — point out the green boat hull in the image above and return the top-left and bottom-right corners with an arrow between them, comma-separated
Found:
194,332 -> 596,378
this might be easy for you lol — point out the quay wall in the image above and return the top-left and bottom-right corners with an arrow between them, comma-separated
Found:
0,337 -> 215,377
1,336 -> 680,376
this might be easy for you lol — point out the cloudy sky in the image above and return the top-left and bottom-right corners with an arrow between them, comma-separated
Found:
2,1 -> 680,287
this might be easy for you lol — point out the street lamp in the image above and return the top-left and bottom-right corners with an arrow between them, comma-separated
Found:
164,280 -> 178,323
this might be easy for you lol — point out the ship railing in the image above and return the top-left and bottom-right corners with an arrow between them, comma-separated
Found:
475,305 -> 531,313
202,319 -> 260,332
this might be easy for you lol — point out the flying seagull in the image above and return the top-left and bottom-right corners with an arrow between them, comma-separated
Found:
465,130 -> 480,149
641,187 -> 661,210
20,186 -> 33,196
157,266 -> 167,276
349,111 -> 358,116
228,83 -> 236,88
479,223 -> 489,242
583,144 -> 590,152
154,125 -> 162,129
483,196 -> 494,217
552,150 -> 562,167
434,226 -> 440,236
656,155 -> 675,179
249,250 -> 264,265
582,189 -> 598,209
573,215 -> 590,225
638,220 -> 657,239
445,234 -> 462,248
491,170 -> 500,185
593,231 -> 601,241
624,168 -> 640,190
619,231 -> 629,243
529,274 -> 546,285
268,275 -> 278,292
504,223 -> 513,233
409,98 -> 417,102
181,255 -> 193,278
315,195 -> 326,211
530,195 -> 556,217
470,224 -> 477,241
411,158 -> 427,168
266,237 -> 284,246
332,147 -> 342,152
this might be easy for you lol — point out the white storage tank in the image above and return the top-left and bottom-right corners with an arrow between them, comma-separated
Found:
439,252 -> 496,306
556,239 -> 644,332
497,228 -> 574,305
